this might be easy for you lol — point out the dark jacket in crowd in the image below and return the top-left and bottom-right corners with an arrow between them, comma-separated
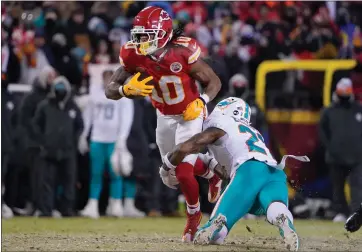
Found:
32,76 -> 84,161
1,87 -> 16,155
127,99 -> 150,176
19,81 -> 51,150
141,98 -> 159,159
319,99 -> 362,165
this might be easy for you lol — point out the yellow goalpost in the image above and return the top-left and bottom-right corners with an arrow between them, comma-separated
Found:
255,59 -> 357,199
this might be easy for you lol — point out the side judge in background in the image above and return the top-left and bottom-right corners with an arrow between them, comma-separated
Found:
32,76 -> 83,217
319,78 -> 362,222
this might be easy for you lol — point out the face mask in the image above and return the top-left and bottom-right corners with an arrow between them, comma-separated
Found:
234,87 -> 247,97
54,83 -> 67,101
337,95 -> 351,103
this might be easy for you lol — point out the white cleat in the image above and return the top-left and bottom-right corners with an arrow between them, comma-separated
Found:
106,199 -> 124,218
276,214 -> 299,251
52,210 -> 62,218
2,204 -> 14,219
194,214 -> 227,245
80,200 -> 99,219
124,199 -> 145,218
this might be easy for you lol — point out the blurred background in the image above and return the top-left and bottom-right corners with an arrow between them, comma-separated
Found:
2,1 -> 362,222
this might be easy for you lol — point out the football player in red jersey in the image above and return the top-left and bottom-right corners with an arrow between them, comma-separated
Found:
105,6 -> 222,242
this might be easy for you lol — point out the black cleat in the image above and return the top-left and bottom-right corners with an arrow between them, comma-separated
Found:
345,204 -> 362,233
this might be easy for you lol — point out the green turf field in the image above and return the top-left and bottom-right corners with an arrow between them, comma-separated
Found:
2,217 -> 362,251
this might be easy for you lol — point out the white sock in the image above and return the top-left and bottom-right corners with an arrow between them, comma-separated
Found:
187,201 -> 200,215
267,202 -> 293,225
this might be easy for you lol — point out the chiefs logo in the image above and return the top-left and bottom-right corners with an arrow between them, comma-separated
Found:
159,10 -> 170,21
170,62 -> 182,73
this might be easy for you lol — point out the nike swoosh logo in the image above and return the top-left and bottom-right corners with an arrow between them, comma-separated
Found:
193,43 -> 197,49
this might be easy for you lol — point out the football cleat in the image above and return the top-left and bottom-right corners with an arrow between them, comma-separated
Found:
345,204 -> 362,232
106,199 -> 124,218
276,213 -> 299,251
208,175 -> 222,203
80,200 -> 99,219
124,199 -> 145,218
194,214 -> 227,245
182,211 -> 202,243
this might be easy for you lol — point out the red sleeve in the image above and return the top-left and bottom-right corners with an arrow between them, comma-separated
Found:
173,36 -> 202,72
119,42 -> 137,73
174,37 -> 202,63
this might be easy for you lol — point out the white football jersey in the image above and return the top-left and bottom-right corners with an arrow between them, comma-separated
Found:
83,88 -> 133,143
203,110 -> 277,178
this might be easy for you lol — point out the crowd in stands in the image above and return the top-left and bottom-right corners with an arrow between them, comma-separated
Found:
2,1 -> 362,218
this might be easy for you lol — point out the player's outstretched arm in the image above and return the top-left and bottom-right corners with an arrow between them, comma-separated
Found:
190,59 -> 221,102
164,127 -> 225,170
105,67 -> 132,100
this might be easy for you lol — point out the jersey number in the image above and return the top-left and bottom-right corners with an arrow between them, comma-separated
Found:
152,76 -> 185,105
96,103 -> 114,120
238,125 -> 266,154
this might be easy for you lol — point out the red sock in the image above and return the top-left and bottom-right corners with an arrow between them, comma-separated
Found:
194,157 -> 213,179
175,162 -> 199,206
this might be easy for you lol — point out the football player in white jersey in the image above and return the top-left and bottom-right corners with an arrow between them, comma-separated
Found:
79,70 -> 144,219
161,97 -> 310,251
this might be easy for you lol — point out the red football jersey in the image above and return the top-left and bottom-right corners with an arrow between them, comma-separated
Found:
119,36 -> 202,115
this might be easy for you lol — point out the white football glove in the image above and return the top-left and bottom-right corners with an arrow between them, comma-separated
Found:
111,144 -> 133,177
78,136 -> 89,155
159,166 -> 179,190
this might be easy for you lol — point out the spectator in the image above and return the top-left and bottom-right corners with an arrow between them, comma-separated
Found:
228,73 -> 268,137
1,70 -> 17,219
67,7 -> 92,53
93,39 -> 111,64
1,25 -> 21,85
50,33 -> 82,88
318,78 -> 362,222
79,70 -> 144,218
32,76 -> 83,217
16,29 -> 50,85
17,65 -> 57,215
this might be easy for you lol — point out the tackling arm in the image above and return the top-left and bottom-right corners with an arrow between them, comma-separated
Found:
164,127 -> 225,170
190,59 -> 222,102
105,67 -> 132,100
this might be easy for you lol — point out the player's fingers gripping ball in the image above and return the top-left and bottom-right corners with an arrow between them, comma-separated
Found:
122,72 -> 154,97
183,98 -> 206,121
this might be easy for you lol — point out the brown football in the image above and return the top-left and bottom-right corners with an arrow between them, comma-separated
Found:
137,71 -> 157,86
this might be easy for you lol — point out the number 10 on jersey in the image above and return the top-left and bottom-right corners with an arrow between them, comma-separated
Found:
152,75 -> 185,105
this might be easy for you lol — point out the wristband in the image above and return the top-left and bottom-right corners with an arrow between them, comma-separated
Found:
200,94 -> 210,104
164,153 -> 177,170
118,84 -> 126,97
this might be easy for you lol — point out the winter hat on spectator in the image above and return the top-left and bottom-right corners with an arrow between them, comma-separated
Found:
88,17 -> 108,36
52,33 -> 67,47
333,77 -> 354,103
229,73 -> 249,98
336,78 -> 353,96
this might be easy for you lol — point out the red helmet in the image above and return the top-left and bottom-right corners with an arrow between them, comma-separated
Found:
131,6 -> 173,55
